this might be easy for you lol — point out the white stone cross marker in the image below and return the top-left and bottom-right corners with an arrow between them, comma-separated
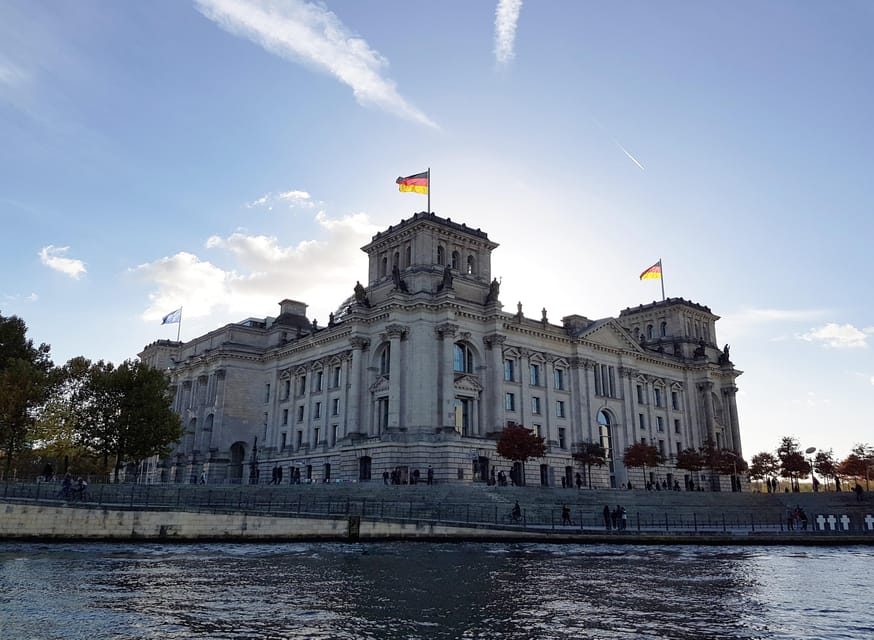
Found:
816,515 -> 827,530
827,515 -> 837,530
840,515 -> 851,531
865,514 -> 874,531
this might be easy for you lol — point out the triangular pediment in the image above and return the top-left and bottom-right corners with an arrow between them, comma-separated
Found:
578,319 -> 644,352
454,374 -> 483,392
369,376 -> 390,394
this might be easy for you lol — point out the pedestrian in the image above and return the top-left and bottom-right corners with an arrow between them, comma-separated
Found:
383,469 -> 389,485
199,471 -> 206,484
511,500 -> 522,522
60,473 -> 73,499
490,467 -> 496,486
575,472 -> 582,490
799,508 -> 808,530
786,507 -> 795,530
427,465 -> 434,485
276,466 -> 283,484
603,504 -> 611,530
42,462 -> 54,482
854,483 -> 864,502
620,506 -> 627,531
561,504 -> 572,525
610,507 -> 618,530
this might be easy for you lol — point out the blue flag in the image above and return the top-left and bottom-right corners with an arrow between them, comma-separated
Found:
161,308 -> 182,325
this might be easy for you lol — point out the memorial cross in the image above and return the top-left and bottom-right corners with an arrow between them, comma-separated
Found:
827,515 -> 837,530
816,515 -> 827,530
864,514 -> 874,531
840,515 -> 851,531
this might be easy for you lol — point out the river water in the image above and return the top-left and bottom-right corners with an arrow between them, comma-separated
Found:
1,542 -> 872,639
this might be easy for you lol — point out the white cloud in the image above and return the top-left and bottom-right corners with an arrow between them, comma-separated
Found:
195,0 -> 437,128
135,211 -> 379,323
246,189 -> 315,210
38,245 -> 86,279
0,58 -> 29,89
796,323 -> 872,349
495,0 -> 522,65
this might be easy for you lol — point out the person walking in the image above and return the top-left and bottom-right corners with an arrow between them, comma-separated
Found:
603,504 -> 611,530
561,504 -> 572,526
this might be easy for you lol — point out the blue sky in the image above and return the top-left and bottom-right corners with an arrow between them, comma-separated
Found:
2,0 -> 872,461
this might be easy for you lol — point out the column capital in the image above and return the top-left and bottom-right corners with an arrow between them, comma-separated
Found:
383,323 -> 408,340
482,334 -> 507,349
349,336 -> 371,350
618,366 -> 638,379
435,322 -> 459,338
214,369 -> 226,380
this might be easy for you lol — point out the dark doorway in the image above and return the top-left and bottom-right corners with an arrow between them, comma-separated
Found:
564,466 -> 574,488
477,456 -> 490,482
540,464 -> 550,487
229,442 -> 245,483
359,456 -> 372,481
324,463 -> 331,482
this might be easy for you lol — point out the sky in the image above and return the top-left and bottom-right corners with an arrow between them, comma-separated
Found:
2,0 -> 872,462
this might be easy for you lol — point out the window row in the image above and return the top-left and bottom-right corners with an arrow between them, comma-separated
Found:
267,366 -> 344,403
637,413 -> 683,435
503,359 -> 566,390
279,424 -> 341,450
281,398 -> 342,425
635,384 -> 682,411
503,393 -> 566,418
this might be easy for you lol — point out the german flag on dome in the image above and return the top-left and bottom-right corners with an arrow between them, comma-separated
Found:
396,171 -> 429,195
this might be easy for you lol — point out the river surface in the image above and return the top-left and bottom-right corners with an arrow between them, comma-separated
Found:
1,542 -> 872,639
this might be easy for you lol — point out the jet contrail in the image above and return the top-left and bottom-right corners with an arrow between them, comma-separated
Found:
616,141 -> 645,170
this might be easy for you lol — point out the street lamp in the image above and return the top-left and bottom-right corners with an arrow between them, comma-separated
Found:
805,447 -> 817,493
725,451 -> 738,492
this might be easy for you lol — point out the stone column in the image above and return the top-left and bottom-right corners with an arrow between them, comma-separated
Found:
518,349 -> 531,428
724,385 -> 742,456
700,380 -> 716,444
435,323 -> 458,429
384,324 -> 407,430
482,334 -> 506,436
544,356 -> 556,446
347,338 -> 369,437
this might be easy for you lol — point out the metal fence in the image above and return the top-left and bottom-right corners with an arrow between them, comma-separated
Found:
3,481 -> 872,535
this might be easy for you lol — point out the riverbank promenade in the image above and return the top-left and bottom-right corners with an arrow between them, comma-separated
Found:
2,479 -> 872,544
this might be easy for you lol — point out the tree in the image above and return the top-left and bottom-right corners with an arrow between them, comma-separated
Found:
75,359 -> 182,481
623,442 -> 665,487
749,452 -> 780,491
495,424 -> 545,486
838,443 -> 874,491
0,313 -> 54,474
572,441 -> 606,488
813,449 -> 838,491
776,436 -> 808,492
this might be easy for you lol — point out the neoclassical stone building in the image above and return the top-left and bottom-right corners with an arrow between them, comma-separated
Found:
139,212 -> 743,489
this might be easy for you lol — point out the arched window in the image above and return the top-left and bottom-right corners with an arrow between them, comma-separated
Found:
405,245 -> 412,267
597,410 -> 612,458
451,250 -> 460,270
646,324 -> 654,339
379,344 -> 391,376
393,251 -> 400,268
380,256 -> 388,278
437,245 -> 445,265
466,255 -> 475,275
660,321 -> 667,337
454,343 -> 474,373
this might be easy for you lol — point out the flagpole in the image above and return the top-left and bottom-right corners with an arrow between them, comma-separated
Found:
659,259 -> 665,302
427,167 -> 431,214
177,307 -> 182,342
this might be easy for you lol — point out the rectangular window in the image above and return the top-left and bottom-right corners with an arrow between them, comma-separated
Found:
331,366 -> 341,388
331,424 -> 339,447
657,416 -> 664,432
332,398 -> 340,415
377,397 -> 389,431
593,365 -> 602,396
672,391 -> 680,411
677,441 -> 682,455
282,408 -> 289,425
608,367 -> 615,397
636,384 -> 644,404
554,368 -> 564,390
558,427 -> 566,449
638,413 -> 646,429
315,371 -> 323,392
556,400 -> 565,418
674,419 -> 681,435
531,396 -> 541,414
504,359 -> 515,382
530,364 -> 540,386
313,427 -> 320,445
282,380 -> 291,400
658,439 -> 665,456
641,436 -> 647,445
281,432 -> 287,449
297,375 -> 306,396
313,402 -> 321,419
296,430 -> 303,449
533,424 -> 542,438
654,388 -> 662,407
504,392 -> 516,411
264,383 -> 271,403
297,405 -> 304,422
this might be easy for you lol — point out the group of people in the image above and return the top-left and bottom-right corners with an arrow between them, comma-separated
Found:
604,504 -> 627,530
58,473 -> 88,500
382,466 -> 433,485
786,505 -> 809,530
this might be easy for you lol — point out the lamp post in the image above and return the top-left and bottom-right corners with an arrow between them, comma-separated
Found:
725,451 -> 738,492
805,446 -> 817,493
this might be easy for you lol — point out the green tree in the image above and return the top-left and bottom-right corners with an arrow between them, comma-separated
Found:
0,313 -> 54,474
675,447 -> 705,489
75,359 -> 182,481
571,441 -> 606,488
495,424 -> 545,487
749,451 -> 780,491
776,436 -> 807,492
838,443 -> 874,491
623,442 -> 665,486
813,449 -> 838,491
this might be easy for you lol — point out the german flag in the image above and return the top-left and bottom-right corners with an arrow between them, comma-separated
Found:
640,261 -> 662,280
396,171 -> 429,195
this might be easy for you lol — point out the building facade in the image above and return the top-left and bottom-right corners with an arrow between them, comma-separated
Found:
140,212 -> 743,489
